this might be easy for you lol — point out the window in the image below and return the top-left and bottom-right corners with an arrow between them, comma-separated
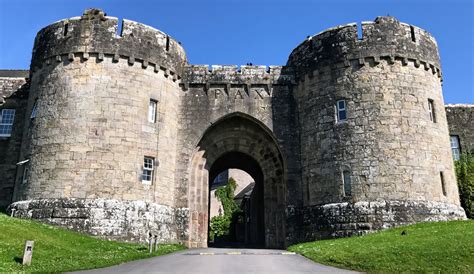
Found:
148,99 -> 157,123
0,109 -> 16,137
30,99 -> 38,119
142,156 -> 154,184
336,100 -> 347,123
343,170 -> 351,196
450,135 -> 461,161
22,163 -> 29,184
440,172 -> 447,196
428,99 -> 436,123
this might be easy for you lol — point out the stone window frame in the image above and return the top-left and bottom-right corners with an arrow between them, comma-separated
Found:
342,169 -> 352,197
30,99 -> 38,119
450,135 -> 461,161
21,162 -> 29,184
142,156 -> 155,185
148,99 -> 158,123
428,99 -> 436,123
0,108 -> 16,137
335,99 -> 347,123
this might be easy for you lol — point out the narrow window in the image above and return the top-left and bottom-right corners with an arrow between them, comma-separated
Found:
142,156 -> 154,184
148,99 -> 157,123
30,99 -> 38,119
450,135 -> 461,161
410,25 -> 416,42
428,99 -> 436,123
0,109 -> 16,137
64,23 -> 69,36
343,170 -> 351,197
336,99 -> 347,123
165,35 -> 170,51
440,172 -> 447,196
22,163 -> 29,184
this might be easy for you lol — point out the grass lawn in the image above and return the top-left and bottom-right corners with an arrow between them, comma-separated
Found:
0,213 -> 185,272
289,220 -> 474,273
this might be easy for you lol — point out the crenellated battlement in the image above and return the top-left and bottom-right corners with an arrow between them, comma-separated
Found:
288,16 -> 441,77
31,8 -> 187,76
180,64 -> 295,89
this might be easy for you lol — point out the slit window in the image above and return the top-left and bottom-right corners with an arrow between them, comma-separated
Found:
336,100 -> 347,122
22,163 -> 29,184
410,25 -> 416,42
343,170 -> 352,197
64,23 -> 69,36
0,109 -> 16,137
428,99 -> 436,123
148,99 -> 157,123
142,157 -> 154,184
30,99 -> 38,119
450,135 -> 461,161
440,172 -> 447,196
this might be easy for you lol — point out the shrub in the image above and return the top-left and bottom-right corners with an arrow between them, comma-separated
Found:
209,215 -> 230,242
455,153 -> 474,218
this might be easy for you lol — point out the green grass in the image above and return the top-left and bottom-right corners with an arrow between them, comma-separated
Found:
0,213 -> 185,272
289,220 -> 474,273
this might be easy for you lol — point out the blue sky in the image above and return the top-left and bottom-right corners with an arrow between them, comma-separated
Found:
0,0 -> 472,103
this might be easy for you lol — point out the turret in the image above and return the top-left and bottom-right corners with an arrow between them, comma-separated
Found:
290,16 -> 464,241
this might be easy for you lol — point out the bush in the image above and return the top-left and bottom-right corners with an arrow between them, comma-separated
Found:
209,215 -> 231,242
455,153 -> 474,219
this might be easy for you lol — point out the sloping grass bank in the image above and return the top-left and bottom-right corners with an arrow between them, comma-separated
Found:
0,213 -> 185,272
289,220 -> 474,273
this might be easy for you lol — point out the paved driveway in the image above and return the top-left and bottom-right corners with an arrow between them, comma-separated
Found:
73,248 -> 358,274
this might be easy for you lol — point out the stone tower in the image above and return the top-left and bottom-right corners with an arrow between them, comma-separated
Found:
287,17 -> 465,241
6,9 -> 465,248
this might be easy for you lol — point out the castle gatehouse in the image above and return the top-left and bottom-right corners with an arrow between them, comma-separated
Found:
1,9 -> 467,248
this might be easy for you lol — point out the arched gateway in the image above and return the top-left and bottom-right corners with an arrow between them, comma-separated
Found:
5,9 -> 466,250
187,113 -> 286,248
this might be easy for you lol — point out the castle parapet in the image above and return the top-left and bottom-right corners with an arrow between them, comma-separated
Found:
287,16 -> 441,78
31,8 -> 187,76
181,65 -> 294,89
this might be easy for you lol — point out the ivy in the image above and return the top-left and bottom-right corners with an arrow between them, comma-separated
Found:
455,153 -> 474,219
209,177 -> 242,242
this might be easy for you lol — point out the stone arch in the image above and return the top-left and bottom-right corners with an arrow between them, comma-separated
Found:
187,112 -> 286,248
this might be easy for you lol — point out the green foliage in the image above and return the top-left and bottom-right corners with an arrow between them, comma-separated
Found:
208,215 -> 230,242
455,153 -> 474,218
289,220 -> 474,273
215,177 -> 240,217
209,177 -> 242,242
0,213 -> 185,272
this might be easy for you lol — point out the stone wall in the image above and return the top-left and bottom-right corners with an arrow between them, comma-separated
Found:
0,71 -> 29,209
9,198 -> 188,243
446,105 -> 474,154
292,16 -> 459,206
287,200 -> 465,243
14,55 -> 181,206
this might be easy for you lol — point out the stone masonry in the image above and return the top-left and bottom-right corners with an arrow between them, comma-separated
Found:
0,8 -> 470,248
446,105 -> 474,154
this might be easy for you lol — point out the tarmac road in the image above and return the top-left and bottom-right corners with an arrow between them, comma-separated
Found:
73,248 -> 358,274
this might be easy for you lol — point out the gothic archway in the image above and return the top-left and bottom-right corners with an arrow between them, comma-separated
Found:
187,113 -> 286,248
